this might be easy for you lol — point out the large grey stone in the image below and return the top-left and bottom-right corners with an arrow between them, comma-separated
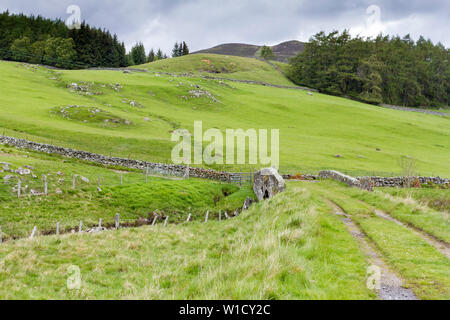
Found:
253,168 -> 286,201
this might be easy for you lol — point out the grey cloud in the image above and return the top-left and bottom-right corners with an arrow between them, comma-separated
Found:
0,0 -> 448,53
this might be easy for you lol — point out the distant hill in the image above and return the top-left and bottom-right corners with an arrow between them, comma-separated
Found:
194,40 -> 306,63
138,53 -> 295,86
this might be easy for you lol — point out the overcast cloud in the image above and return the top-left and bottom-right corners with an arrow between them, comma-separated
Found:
1,0 -> 448,53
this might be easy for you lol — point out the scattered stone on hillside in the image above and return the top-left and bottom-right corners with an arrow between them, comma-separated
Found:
67,82 -> 103,95
307,91 -> 313,96
143,117 -> 150,122
15,167 -> 31,175
57,171 -> 64,176
80,176 -> 90,183
53,105 -> 131,125
55,188 -> 63,194
253,167 -> 286,201
3,175 -> 14,183
123,70 -> 131,74
376,148 -> 381,151
17,63 -> 39,71
30,189 -> 44,196
109,83 -> 123,92
334,154 -> 342,158
121,98 -> 143,108
86,226 -> 106,233
24,165 -> 34,170
188,89 -> 220,103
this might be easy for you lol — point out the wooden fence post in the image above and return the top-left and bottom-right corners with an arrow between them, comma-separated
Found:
56,222 -> 60,235
98,218 -> 102,229
205,210 -> 209,223
79,221 -> 83,233
219,210 -> 222,221
115,214 -> 120,229
44,175 -> 48,196
186,214 -> 191,222
152,215 -> 158,226
17,179 -> 21,198
120,173 -> 123,185
73,175 -> 76,190
98,175 -> 101,187
0,226 -> 2,244
240,168 -> 242,186
146,166 -> 149,183
164,216 -> 169,227
30,226 -> 37,239
185,159 -> 190,179
225,212 -> 230,219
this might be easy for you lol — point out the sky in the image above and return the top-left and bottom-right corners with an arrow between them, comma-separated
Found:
1,0 -> 448,53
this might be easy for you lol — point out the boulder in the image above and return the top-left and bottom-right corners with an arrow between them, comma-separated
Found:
253,167 -> 286,201
80,176 -> 90,183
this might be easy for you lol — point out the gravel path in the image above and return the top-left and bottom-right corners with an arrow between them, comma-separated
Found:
373,209 -> 450,259
327,200 -> 417,300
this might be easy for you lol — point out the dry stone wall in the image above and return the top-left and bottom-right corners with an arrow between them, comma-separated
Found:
358,176 -> 449,187
1,136 -> 448,187
318,170 -> 364,188
0,136 -> 230,182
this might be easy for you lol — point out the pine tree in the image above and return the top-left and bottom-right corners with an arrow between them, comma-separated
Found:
130,42 -> 146,65
172,42 -> 180,57
148,48 -> 155,62
182,41 -> 189,56
156,48 -> 163,60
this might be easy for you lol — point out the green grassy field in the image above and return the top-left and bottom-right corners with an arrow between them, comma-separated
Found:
0,58 -> 449,177
0,55 -> 449,300
0,180 -> 448,299
379,187 -> 449,212
0,184 -> 376,299
0,146 -> 253,239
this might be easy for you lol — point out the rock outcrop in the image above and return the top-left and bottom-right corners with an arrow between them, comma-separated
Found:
253,168 -> 286,201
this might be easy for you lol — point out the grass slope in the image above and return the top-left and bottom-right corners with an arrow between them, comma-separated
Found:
0,185 -> 374,300
0,146 -> 252,239
307,180 -> 450,300
139,53 -> 295,86
0,59 -> 449,176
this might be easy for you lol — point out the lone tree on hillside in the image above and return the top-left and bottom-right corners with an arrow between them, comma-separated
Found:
260,45 -> 274,60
